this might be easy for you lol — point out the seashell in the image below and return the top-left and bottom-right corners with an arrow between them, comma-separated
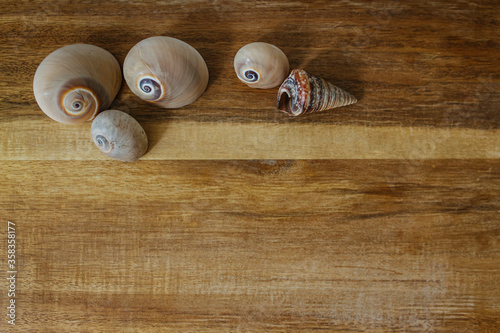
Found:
277,69 -> 357,116
91,110 -> 148,162
234,42 -> 289,89
33,44 -> 122,124
123,36 -> 209,108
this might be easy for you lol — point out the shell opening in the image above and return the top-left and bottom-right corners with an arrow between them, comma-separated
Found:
278,90 -> 299,116
137,76 -> 163,101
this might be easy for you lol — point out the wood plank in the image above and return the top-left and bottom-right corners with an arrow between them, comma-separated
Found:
1,160 -> 499,331
0,1 -> 498,128
1,120 -> 500,161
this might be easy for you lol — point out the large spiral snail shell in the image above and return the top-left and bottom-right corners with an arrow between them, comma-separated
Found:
91,110 -> 148,162
33,44 -> 122,124
123,36 -> 209,108
277,69 -> 357,116
234,42 -> 289,89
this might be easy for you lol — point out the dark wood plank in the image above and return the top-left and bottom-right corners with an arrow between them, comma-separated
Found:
0,1 -> 498,128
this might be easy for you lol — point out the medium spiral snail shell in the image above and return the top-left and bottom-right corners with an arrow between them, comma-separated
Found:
234,42 -> 289,89
277,69 -> 357,116
33,44 -> 122,124
91,110 -> 148,162
123,36 -> 209,108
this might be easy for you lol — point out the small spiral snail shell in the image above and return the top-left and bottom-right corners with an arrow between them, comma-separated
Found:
33,44 -> 122,124
123,36 -> 209,108
277,69 -> 357,116
91,110 -> 148,162
234,42 -> 289,89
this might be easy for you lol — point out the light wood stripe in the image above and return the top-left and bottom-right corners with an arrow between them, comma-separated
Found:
1,120 -> 499,160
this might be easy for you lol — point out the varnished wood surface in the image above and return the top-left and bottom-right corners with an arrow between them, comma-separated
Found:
1,0 -> 499,332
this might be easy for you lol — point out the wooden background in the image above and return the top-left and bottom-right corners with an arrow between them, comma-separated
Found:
1,0 -> 499,331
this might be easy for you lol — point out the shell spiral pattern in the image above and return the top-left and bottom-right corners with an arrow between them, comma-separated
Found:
33,44 -> 122,124
61,87 -> 98,117
243,69 -> 259,83
94,134 -> 112,153
138,76 -> 163,101
277,69 -> 357,116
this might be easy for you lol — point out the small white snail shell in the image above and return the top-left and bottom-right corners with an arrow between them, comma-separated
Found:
234,42 -> 289,89
91,110 -> 148,162
33,44 -> 122,124
123,36 -> 209,108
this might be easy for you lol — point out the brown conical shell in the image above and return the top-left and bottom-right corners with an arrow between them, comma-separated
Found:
277,69 -> 357,116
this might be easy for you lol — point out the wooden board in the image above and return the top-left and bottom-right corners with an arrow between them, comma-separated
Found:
1,1 -> 499,332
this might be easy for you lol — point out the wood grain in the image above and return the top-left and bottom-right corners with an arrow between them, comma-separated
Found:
1,160 -> 500,332
1,120 -> 500,160
1,0 -> 499,332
